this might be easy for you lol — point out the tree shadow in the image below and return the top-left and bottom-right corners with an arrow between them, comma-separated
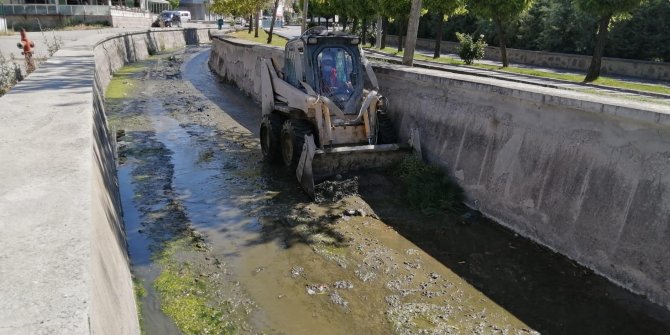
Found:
357,171 -> 670,335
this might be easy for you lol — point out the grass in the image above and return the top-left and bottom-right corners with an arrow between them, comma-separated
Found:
105,62 -> 146,99
229,29 -> 288,47
59,23 -> 109,31
369,47 -> 670,96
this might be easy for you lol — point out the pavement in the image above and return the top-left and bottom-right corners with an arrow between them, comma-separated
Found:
0,21 -> 220,63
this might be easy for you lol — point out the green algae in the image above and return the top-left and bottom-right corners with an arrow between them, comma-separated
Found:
153,238 -> 236,335
133,278 -> 148,335
105,62 -> 145,100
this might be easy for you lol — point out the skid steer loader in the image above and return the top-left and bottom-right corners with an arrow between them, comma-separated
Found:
260,27 -> 414,197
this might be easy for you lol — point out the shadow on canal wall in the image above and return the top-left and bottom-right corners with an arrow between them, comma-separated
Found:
0,27 -> 218,334
209,35 -> 670,312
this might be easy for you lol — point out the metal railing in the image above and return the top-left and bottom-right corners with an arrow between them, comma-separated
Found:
0,4 -> 111,16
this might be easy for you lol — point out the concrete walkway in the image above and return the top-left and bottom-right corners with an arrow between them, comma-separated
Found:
0,27 -> 217,334
366,49 -> 670,106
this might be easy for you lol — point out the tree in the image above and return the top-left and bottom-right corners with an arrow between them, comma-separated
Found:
402,0 -> 423,66
574,0 -> 646,82
377,0 -> 412,51
211,0 -> 268,35
468,0 -> 534,67
267,0 -> 281,43
424,0 -> 466,58
607,0 -> 670,62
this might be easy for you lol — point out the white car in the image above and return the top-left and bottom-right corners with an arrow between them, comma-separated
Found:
177,11 -> 191,22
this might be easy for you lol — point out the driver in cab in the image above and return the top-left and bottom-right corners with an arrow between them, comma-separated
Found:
319,50 -> 353,95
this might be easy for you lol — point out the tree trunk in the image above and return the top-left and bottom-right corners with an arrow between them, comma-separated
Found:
584,14 -> 612,83
375,15 -> 382,49
494,17 -> 508,67
402,0 -> 423,66
267,0 -> 280,44
352,17 -> 358,35
248,14 -> 253,33
301,0 -> 308,33
381,17 -> 388,49
433,11 -> 444,59
254,11 -> 260,38
362,16 -> 368,45
398,20 -> 404,52
342,17 -> 348,31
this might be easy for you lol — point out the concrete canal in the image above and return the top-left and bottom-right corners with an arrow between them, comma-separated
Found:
104,47 -> 670,335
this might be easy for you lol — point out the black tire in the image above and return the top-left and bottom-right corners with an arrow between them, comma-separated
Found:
280,118 -> 313,167
260,114 -> 283,163
376,111 -> 397,144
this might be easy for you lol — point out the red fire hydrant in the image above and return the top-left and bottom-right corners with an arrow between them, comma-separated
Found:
16,29 -> 36,74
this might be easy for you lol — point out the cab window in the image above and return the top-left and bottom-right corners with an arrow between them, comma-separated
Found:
316,47 -> 355,95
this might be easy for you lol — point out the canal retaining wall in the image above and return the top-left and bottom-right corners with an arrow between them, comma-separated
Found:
0,27 -> 214,334
209,35 -> 670,311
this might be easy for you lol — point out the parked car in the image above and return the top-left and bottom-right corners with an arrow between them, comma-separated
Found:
177,11 -> 191,22
151,11 -> 181,28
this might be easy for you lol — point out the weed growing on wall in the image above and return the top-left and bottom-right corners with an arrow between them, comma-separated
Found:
0,51 -> 21,97
41,29 -> 63,57
394,155 -> 464,215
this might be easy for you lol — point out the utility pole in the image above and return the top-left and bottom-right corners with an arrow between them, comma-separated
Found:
301,0 -> 309,33
402,0 -> 422,66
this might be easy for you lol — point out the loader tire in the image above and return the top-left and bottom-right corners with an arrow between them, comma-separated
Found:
280,118 -> 312,167
376,111 -> 397,144
260,114 -> 283,163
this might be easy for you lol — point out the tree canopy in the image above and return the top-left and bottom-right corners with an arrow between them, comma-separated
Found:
467,0 -> 534,67
574,0 -> 645,81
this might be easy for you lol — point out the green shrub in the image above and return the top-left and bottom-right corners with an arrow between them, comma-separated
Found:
394,156 -> 464,215
456,32 -> 487,65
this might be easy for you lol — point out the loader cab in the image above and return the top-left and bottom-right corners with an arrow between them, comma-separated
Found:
283,28 -> 364,114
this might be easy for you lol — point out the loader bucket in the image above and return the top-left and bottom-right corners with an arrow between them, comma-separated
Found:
296,135 -> 412,198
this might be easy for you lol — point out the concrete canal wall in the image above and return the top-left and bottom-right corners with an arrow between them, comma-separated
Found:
0,27 -> 214,334
209,35 -> 670,311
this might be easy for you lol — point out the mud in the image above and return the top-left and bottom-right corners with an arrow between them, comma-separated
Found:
106,47 -> 670,335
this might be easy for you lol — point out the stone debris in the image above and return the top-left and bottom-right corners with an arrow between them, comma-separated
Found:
306,284 -> 329,295
330,290 -> 348,307
333,280 -> 354,289
355,269 -> 377,282
404,261 -> 422,270
314,177 -> 359,203
343,209 -> 367,217
290,266 -> 304,278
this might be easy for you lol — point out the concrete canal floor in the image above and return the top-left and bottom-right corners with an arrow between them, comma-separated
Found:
104,47 -> 670,335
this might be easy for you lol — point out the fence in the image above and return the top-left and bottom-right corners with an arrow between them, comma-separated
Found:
0,4 -> 111,16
